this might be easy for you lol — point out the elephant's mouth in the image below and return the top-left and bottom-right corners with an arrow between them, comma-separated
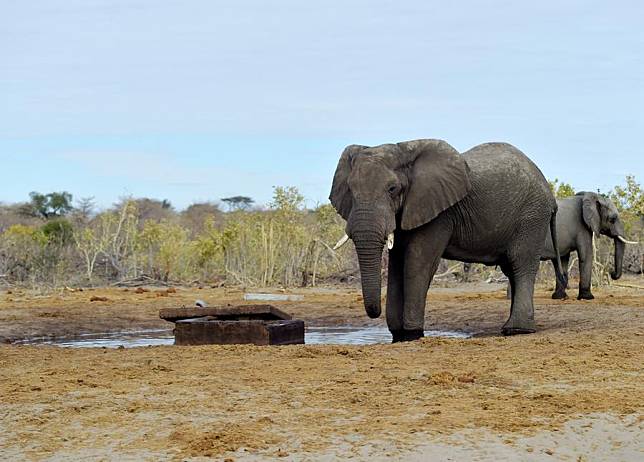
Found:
333,232 -> 395,251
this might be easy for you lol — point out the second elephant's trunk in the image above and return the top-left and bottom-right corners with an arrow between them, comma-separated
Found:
611,237 -> 625,280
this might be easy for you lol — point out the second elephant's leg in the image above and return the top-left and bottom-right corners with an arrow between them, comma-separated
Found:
551,254 -> 570,299
577,234 -> 594,300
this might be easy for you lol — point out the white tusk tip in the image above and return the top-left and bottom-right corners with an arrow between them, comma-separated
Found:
333,234 -> 350,250
617,235 -> 638,245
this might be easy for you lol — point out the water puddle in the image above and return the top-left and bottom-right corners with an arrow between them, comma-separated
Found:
305,326 -> 470,345
14,329 -> 175,348
15,326 -> 470,348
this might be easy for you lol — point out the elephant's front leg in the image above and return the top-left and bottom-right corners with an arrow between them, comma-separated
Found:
399,224 -> 451,342
386,238 -> 406,342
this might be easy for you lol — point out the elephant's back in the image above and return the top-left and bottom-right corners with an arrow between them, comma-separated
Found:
444,142 -> 556,262
462,142 -> 556,212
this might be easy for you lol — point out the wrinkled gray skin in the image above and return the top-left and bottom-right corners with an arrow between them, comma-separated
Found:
543,192 -> 628,300
330,139 -> 565,342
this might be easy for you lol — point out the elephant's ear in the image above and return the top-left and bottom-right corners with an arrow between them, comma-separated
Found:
397,140 -> 472,230
581,192 -> 600,235
329,145 -> 364,220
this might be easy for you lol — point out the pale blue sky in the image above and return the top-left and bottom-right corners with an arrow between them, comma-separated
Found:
1,0 -> 642,210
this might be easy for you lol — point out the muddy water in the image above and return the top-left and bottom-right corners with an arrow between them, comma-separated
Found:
14,326 -> 471,348
13,329 -> 175,348
305,326 -> 471,344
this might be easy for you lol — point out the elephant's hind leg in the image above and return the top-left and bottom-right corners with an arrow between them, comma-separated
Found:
501,254 -> 540,336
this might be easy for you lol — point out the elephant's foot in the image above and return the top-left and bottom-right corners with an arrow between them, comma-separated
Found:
551,290 -> 568,300
391,329 -> 424,343
501,326 -> 536,336
577,290 -> 594,300
501,318 -> 536,336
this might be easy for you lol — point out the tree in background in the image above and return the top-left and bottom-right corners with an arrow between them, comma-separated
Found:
609,175 -> 643,218
181,202 -> 222,234
221,196 -> 254,211
119,198 -> 175,223
548,179 -> 575,199
19,191 -> 74,219
138,220 -> 193,281
73,223 -> 109,282
41,219 -> 74,246
73,197 -> 97,225
608,175 -> 643,274
0,225 -> 48,283
0,203 -> 42,232
100,201 -> 140,279
268,186 -> 307,286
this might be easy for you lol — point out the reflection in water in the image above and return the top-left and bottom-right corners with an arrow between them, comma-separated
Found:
305,326 -> 470,345
16,326 -> 471,348
15,329 -> 175,348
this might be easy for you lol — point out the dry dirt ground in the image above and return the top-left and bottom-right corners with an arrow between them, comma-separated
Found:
0,279 -> 642,461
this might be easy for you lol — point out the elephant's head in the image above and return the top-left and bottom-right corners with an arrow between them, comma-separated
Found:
579,191 -> 637,280
329,139 -> 472,318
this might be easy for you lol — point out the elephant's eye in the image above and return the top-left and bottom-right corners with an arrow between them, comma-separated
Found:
388,184 -> 399,195
609,216 -> 617,224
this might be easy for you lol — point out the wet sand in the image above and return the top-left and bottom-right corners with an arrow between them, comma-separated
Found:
0,281 -> 642,460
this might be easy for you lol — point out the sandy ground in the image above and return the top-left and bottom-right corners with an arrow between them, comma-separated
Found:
0,279 -> 643,461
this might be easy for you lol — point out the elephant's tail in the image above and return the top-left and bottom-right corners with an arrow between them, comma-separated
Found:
550,209 -> 568,289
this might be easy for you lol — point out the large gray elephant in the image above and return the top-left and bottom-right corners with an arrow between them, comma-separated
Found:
330,139 -> 565,342
543,192 -> 637,300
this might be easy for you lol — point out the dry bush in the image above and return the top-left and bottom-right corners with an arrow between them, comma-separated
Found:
0,176 -> 640,289
196,188 -> 352,287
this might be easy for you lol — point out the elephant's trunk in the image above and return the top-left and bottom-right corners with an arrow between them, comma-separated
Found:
349,208 -> 387,318
611,237 -> 625,280
354,236 -> 384,318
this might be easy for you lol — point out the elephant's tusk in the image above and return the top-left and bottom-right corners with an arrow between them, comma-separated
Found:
617,235 -> 639,245
333,234 -> 350,250
387,233 -> 394,250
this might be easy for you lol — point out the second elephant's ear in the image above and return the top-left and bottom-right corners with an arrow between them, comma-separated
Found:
581,192 -> 600,235
329,144 -> 364,220
397,139 -> 472,230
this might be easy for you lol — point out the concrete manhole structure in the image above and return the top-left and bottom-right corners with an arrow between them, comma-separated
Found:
159,304 -> 305,346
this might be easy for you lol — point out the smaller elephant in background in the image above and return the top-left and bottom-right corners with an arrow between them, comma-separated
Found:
542,192 -> 637,300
